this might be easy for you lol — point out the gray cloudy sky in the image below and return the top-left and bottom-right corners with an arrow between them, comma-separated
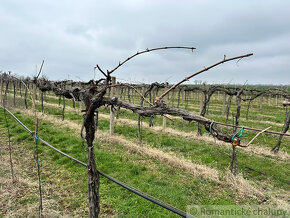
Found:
1,0 -> 289,85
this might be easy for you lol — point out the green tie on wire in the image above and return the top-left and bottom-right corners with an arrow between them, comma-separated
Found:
231,126 -> 247,142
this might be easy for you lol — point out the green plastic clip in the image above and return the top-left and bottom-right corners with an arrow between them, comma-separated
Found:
231,126 -> 247,141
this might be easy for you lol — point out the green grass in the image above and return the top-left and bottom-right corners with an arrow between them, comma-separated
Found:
0,108 -> 262,217
20,93 -> 289,153
4,94 -> 289,190
8,98 -> 288,190
1,87 -> 289,216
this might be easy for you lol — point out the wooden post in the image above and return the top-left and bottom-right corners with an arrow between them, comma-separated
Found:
235,89 -> 243,131
13,81 -> 16,107
131,88 -> 134,104
246,100 -> 253,120
222,92 -> 226,116
199,92 -> 203,113
184,91 -> 189,109
138,115 -> 142,143
225,95 -> 233,124
162,115 -> 166,130
110,77 -> 116,136
177,88 -> 181,108
127,87 -> 131,103
162,94 -> 169,130
62,95 -> 65,121
24,86 -> 28,109
110,106 -> 114,136
181,89 -> 184,104
171,89 -> 175,107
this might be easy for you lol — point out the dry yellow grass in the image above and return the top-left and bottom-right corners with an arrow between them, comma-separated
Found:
0,135 -> 78,217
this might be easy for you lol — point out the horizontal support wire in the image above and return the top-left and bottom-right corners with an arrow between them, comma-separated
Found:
0,104 -> 187,217
0,105 -> 33,134
215,121 -> 290,137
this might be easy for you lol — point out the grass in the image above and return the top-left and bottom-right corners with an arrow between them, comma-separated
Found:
0,107 -> 263,217
9,91 -> 290,153
7,98 -> 289,190
1,87 -> 289,216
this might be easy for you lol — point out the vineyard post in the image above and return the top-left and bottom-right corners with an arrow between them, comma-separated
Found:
72,83 -> 76,108
225,95 -> 233,124
127,86 -> 131,103
162,91 -> 169,130
62,95 -> 65,121
138,95 -> 143,144
24,85 -> 28,109
222,90 -> 226,116
19,81 -> 22,98
131,88 -> 135,104
13,80 -> 16,107
234,89 -> 243,131
246,99 -> 253,120
206,94 -> 211,115
184,90 -> 189,109
110,77 -> 116,136
177,87 -> 181,108
171,88 -> 175,107
199,91 -> 203,113
181,88 -> 184,105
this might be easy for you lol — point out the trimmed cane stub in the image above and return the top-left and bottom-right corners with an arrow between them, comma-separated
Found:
232,137 -> 240,146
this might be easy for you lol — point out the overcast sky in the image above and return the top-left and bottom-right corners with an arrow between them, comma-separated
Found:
0,0 -> 289,85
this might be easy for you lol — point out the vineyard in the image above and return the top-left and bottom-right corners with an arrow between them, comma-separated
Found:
0,49 -> 290,217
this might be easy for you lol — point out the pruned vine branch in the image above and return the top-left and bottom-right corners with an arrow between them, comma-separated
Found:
101,97 -> 235,144
108,46 -> 196,75
157,53 -> 253,103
